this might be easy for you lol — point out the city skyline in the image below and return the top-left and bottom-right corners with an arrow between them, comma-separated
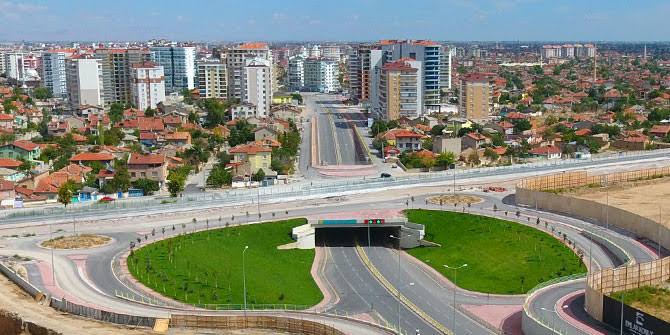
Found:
1,0 -> 670,42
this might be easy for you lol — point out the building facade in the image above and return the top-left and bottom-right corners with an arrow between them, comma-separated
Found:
303,57 -> 340,93
242,58 -> 272,118
150,46 -> 196,94
130,61 -> 166,110
94,48 -> 151,105
42,50 -> 74,98
197,59 -> 227,99
287,56 -> 305,91
66,56 -> 104,109
459,73 -> 492,120
377,59 -> 422,120
225,43 -> 273,101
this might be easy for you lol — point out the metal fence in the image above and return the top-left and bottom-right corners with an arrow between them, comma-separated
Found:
587,257 -> 670,295
2,148 -> 669,222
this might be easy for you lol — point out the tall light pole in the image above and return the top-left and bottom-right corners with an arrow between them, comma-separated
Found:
242,245 -> 249,316
658,206 -> 663,257
444,263 -> 467,333
49,223 -> 55,286
389,234 -> 410,335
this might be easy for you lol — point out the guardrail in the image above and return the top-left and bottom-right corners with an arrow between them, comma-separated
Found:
2,148 -> 669,222
522,273 -> 588,335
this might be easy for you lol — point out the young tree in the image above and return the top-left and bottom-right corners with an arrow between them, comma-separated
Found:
252,169 -> 265,182
436,152 -> 456,169
167,170 -> 187,197
57,181 -> 75,208
131,178 -> 160,195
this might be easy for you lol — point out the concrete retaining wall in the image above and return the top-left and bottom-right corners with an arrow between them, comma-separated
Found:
0,262 -> 42,298
50,298 -> 156,327
170,314 -> 346,335
0,310 -> 61,335
521,309 -> 555,335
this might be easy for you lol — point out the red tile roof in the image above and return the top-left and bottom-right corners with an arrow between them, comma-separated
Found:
529,145 -> 562,155
70,152 -> 114,162
0,158 -> 22,169
128,153 -> 165,165
0,114 -> 13,121
11,140 -> 39,152
0,179 -> 13,191
229,143 -> 272,154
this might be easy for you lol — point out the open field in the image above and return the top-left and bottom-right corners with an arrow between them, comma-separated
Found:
128,219 -> 322,306
612,281 -> 670,322
405,209 -> 586,294
568,176 -> 670,228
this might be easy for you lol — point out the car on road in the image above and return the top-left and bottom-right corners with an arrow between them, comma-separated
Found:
99,196 -> 115,203
380,172 -> 392,178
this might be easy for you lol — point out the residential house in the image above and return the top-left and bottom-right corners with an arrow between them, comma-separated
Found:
254,126 -> 279,141
0,158 -> 22,170
0,180 -> 15,203
432,135 -> 462,155
649,124 -> 670,139
69,152 -> 115,165
163,132 -> 192,147
228,143 -> 272,176
528,145 -> 562,160
0,114 -> 14,129
461,132 -> 491,151
127,153 -> 168,188
0,140 -> 41,161
230,103 -> 257,120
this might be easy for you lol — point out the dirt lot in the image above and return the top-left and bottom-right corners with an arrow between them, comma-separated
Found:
41,234 -> 111,249
568,176 -> 670,228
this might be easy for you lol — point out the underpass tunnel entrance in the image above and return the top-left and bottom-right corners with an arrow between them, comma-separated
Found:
315,226 -> 400,247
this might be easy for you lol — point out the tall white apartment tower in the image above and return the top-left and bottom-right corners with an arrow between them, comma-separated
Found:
150,46 -> 196,94
243,58 -> 272,118
42,49 -> 75,98
66,56 -> 104,109
130,61 -> 166,110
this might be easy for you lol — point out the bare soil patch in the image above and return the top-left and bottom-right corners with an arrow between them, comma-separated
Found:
427,194 -> 483,206
41,234 -> 111,249
567,176 -> 670,228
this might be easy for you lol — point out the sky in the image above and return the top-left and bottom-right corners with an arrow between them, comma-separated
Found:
1,0 -> 669,42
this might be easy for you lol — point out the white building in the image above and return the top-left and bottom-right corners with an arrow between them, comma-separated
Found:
150,46 -> 196,94
66,56 -> 104,109
242,58 -> 272,118
130,61 -> 166,110
230,103 -> 257,120
4,52 -> 39,82
303,58 -> 340,93
225,43 -> 273,101
42,49 -> 74,98
320,45 -> 341,61
288,56 -> 305,91
197,59 -> 227,99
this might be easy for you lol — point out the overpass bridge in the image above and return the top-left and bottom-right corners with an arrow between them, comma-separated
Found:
292,218 -> 425,249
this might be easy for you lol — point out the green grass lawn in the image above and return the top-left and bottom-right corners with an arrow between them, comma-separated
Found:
128,218 -> 323,307
405,209 -> 586,294
612,283 -> 670,322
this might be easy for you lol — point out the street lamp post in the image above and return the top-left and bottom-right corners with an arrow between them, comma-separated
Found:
444,263 -> 468,333
242,246 -> 249,317
49,223 -> 55,286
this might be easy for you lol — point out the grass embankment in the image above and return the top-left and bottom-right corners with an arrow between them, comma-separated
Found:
405,209 -> 586,294
128,219 -> 322,306
612,283 -> 670,322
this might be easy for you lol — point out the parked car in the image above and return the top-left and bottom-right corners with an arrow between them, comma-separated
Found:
99,196 -> 115,203
380,172 -> 392,178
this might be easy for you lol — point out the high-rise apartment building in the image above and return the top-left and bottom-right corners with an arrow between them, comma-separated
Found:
378,59 -> 422,120
225,43 -> 273,101
320,45 -> 341,61
347,44 -> 376,102
543,44 -> 596,59
130,61 -> 166,110
459,73 -> 492,120
197,59 -> 227,99
242,58 -> 272,118
94,48 -> 151,105
4,52 -> 40,82
42,49 -> 75,98
303,57 -> 340,93
66,55 -> 104,109
380,40 -> 442,106
0,51 -> 6,76
288,56 -> 305,91
150,46 -> 196,94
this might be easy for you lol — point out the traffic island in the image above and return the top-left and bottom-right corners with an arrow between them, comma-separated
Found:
405,209 -> 586,295
40,234 -> 112,249
127,218 -> 323,307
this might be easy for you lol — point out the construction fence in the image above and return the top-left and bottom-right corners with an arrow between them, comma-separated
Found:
170,314 -> 346,335
585,257 -> 670,324
518,166 -> 670,191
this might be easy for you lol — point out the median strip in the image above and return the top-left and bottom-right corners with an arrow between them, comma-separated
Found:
355,245 -> 453,335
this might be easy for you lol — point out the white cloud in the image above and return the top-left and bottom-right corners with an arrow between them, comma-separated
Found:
0,1 -> 47,20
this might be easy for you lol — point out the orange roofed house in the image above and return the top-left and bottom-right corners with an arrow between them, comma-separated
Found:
228,143 -> 272,176
127,153 -> 168,188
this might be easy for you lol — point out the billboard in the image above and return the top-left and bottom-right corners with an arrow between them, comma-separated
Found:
602,295 -> 669,335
